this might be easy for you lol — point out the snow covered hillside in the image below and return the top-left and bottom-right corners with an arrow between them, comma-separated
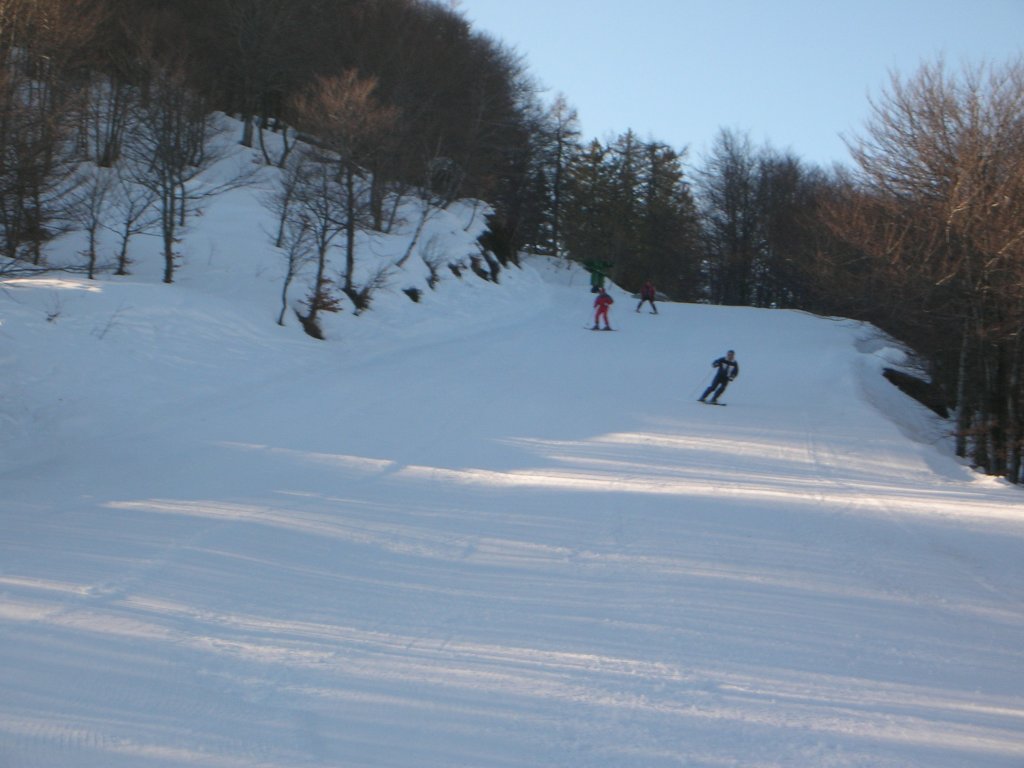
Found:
2,135 -> 1023,767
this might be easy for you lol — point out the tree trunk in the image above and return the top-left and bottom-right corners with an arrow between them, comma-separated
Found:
344,165 -> 356,294
1005,332 -> 1022,483
162,192 -> 177,284
955,319 -> 971,458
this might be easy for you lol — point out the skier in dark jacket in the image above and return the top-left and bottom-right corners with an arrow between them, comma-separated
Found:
636,280 -> 658,314
699,350 -> 738,403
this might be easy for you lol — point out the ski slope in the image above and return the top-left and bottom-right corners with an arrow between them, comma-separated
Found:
2,176 -> 1023,767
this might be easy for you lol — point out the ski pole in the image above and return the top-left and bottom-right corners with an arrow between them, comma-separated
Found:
690,369 -> 713,398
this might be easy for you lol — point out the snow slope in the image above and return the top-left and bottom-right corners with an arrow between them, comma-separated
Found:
2,140 -> 1023,767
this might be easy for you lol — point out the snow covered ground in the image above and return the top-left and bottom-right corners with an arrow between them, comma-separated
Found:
2,140 -> 1023,767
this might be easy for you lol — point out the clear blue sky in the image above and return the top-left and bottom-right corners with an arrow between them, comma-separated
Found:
456,0 -> 1024,169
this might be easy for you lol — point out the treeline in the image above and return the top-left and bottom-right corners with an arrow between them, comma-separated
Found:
0,0 -> 534,274
0,1 -> 1021,482
826,62 -> 1024,484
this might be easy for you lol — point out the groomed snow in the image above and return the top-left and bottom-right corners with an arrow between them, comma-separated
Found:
2,133 -> 1023,767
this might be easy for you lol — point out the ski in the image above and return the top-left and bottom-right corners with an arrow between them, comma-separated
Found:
698,400 -> 726,406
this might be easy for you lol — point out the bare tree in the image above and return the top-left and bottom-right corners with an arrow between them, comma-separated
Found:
124,59 -> 252,284
839,58 -> 1024,480
0,0 -> 108,261
80,71 -> 133,167
108,170 -> 157,275
68,164 -> 114,278
265,148 -> 319,327
291,71 -> 398,309
274,212 -> 311,327
281,146 -> 346,338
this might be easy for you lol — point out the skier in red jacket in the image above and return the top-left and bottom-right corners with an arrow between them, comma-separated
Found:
592,287 -> 614,330
636,280 -> 658,314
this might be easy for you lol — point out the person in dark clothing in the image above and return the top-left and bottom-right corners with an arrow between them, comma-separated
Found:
585,260 -> 612,293
699,350 -> 738,403
636,280 -> 658,314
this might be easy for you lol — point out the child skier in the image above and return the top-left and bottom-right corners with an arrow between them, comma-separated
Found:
592,287 -> 614,330
699,350 -> 738,404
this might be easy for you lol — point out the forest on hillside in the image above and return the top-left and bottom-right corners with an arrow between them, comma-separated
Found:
1,0 -> 1023,483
